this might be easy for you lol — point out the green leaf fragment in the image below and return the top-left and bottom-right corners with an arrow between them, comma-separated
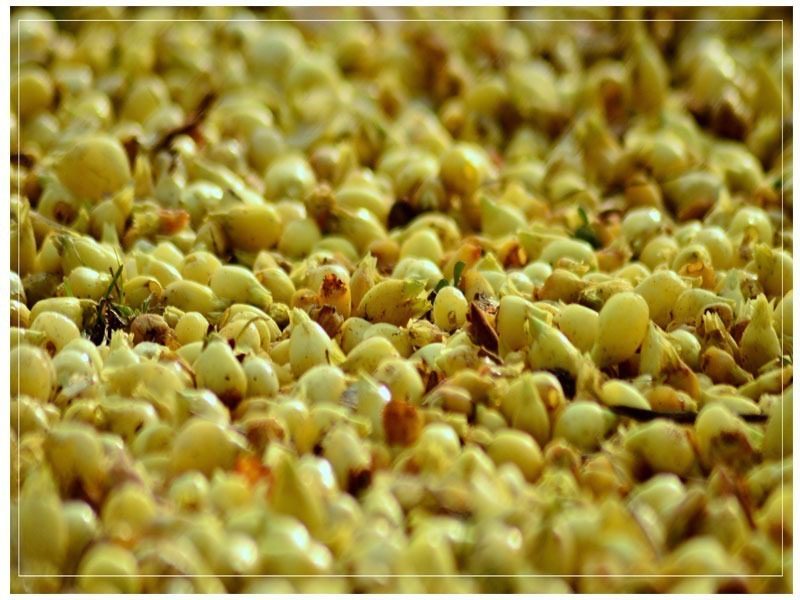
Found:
104,264 -> 125,303
575,225 -> 601,249
434,278 -> 450,293
453,260 -> 466,288
115,304 -> 135,319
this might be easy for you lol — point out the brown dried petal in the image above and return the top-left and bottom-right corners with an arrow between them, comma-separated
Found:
701,347 -> 753,386
665,487 -> 708,547
121,136 -> 140,170
467,297 -> 499,353
500,241 -> 527,269
347,468 -> 373,496
308,304 -> 344,338
234,454 -> 273,488
87,299 -> 129,346
129,313 -> 177,349
678,259 -> 715,290
387,199 -> 420,230
383,398 -> 423,447
158,208 -> 191,235
243,417 -> 286,454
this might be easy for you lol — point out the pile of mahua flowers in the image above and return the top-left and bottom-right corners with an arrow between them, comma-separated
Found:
10,6 -> 793,594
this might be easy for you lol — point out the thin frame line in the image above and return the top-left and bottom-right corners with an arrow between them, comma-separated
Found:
15,573 -> 788,579
16,11 -> 21,584
779,16 -> 784,573
16,18 -> 788,23
12,14 -> 790,583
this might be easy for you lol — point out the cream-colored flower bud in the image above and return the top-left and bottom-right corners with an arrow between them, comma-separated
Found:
210,265 -> 272,309
433,286 -> 468,333
29,297 -> 86,329
502,374 -> 550,446
488,429 -> 543,482
553,401 -> 615,452
63,266 -> 113,301
496,294 -> 533,354
640,235 -> 679,271
621,207 -> 664,251
337,317 -> 371,355
634,271 -> 688,328
342,335 -> 399,375
101,482 -> 156,543
175,311 -> 209,346
31,311 -> 81,353
625,419 -> 696,476
540,238 -> 598,270
591,292 -> 649,367
739,295 -> 782,374
356,278 -> 431,326
480,194 -> 527,237
253,268 -> 293,308
243,355 -> 280,399
763,388 -> 792,461
695,404 -> 759,470
440,142 -> 494,196
181,251 -> 223,285
19,467 -> 67,574
751,244 -> 792,300
728,206 -> 773,245
77,543 -> 140,593
374,357 -> 424,404
168,471 -> 210,512
400,229 -> 445,264
164,280 -> 226,315
55,135 -> 131,201
298,364 -> 347,405
555,303 -> 599,354
289,308 -> 344,377
218,319 -> 262,352
172,418 -> 246,477
527,315 -> 581,376
11,344 -> 54,402
62,500 -> 98,567
599,380 -> 650,410
194,339 -> 248,408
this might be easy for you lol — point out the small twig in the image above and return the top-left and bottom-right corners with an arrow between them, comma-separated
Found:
609,405 -> 768,424
151,91 -> 217,155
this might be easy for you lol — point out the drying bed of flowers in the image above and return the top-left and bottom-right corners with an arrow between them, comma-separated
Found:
9,5 -> 793,594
